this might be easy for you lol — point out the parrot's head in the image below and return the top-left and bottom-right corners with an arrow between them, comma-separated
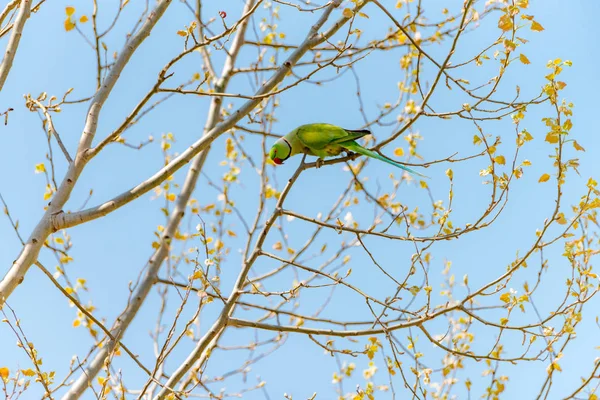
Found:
269,138 -> 292,165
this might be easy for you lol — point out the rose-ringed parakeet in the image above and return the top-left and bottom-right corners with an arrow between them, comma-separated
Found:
268,123 -> 426,177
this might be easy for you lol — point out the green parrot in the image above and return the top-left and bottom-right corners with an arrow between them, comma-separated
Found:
268,123 -> 426,177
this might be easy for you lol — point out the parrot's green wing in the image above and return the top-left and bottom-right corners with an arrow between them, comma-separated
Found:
295,124 -> 370,150
333,129 -> 371,144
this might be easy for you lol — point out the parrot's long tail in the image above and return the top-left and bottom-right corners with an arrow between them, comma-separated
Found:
340,141 -> 429,178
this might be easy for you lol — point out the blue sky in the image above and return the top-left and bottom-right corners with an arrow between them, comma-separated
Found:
1,0 -> 600,399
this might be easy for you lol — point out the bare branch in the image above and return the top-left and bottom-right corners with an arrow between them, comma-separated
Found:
54,0 -> 357,230
0,0 -> 173,308
0,0 -> 31,91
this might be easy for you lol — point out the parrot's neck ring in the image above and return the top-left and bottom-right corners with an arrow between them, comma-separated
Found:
282,138 -> 292,160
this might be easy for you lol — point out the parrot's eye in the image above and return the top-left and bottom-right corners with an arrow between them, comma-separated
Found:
273,157 -> 283,165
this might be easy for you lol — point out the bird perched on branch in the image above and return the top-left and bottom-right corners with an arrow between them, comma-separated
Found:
268,123 -> 426,177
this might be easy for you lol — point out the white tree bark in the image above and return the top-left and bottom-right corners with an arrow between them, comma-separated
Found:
0,0 -> 30,91
60,1 -> 257,398
0,0 -> 173,308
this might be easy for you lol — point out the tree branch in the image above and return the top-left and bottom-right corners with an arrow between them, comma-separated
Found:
0,0 -> 31,91
0,0 -> 173,308
154,155 -> 310,399
61,1 -> 257,398
54,0 -> 357,231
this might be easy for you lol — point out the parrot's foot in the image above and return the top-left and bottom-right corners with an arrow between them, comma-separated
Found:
316,158 -> 324,168
345,150 -> 355,157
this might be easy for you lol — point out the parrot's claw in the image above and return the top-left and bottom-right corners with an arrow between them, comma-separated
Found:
316,158 -> 324,168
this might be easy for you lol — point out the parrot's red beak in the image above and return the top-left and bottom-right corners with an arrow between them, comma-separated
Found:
273,157 -> 283,165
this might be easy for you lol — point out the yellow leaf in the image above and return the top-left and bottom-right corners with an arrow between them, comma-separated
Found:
498,14 -> 513,31
573,140 -> 585,151
500,292 -> 511,303
226,230 -> 236,237
504,39 -> 516,52
97,376 -> 106,385
420,180 -> 428,189
191,270 -> 203,280
65,6 -> 75,16
263,32 -> 274,44
473,135 -> 482,145
167,193 -> 176,201
177,30 -> 188,37
35,163 -> 46,173
393,148 -> 404,157
60,255 -> 73,263
564,119 -> 573,131
64,17 -> 75,32
272,241 -> 282,251
550,360 -> 562,372
73,319 -> 81,327
21,369 -> 35,377
494,155 -> 506,165
539,173 -> 550,183
358,12 -> 369,18
445,168 -> 453,180
500,317 -> 508,325
519,53 -> 530,65
342,8 -> 353,18
556,213 -> 567,225
79,15 -> 88,23
531,20 -> 544,31
516,0 -> 529,8
545,132 -> 559,144
151,241 -> 160,249
0,367 -> 8,381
